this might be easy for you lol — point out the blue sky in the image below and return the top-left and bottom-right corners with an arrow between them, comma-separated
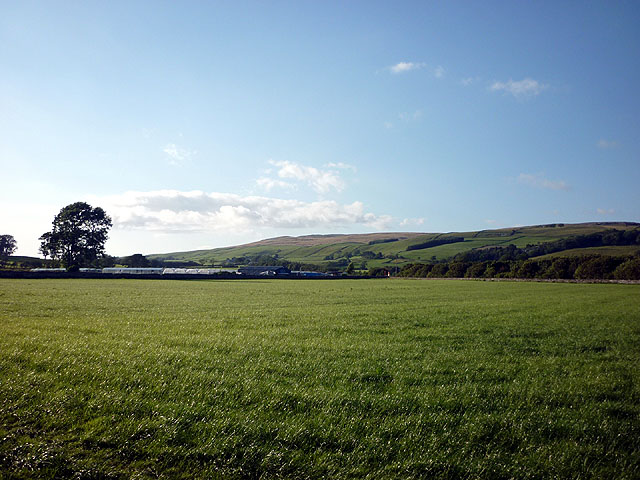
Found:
1,1 -> 639,256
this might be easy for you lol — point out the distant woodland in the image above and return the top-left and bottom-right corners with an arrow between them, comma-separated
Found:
392,229 -> 640,280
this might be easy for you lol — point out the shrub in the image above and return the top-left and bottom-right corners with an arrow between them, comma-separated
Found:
367,267 -> 389,277
428,263 -> 449,278
574,256 -> 622,280
484,261 -> 512,278
613,258 -> 640,280
516,260 -> 542,279
465,262 -> 487,278
446,262 -> 470,278
544,257 -> 579,279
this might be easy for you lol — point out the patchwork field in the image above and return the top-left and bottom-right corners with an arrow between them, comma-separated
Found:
533,245 -> 640,259
1,278 -> 639,478
149,222 -> 640,269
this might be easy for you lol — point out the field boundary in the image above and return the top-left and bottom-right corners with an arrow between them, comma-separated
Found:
393,276 -> 640,284
0,271 -> 372,280
1,270 -> 638,284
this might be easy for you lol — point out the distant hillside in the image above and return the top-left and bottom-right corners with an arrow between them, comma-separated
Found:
149,222 -> 640,271
0,256 -> 52,269
241,232 -> 425,247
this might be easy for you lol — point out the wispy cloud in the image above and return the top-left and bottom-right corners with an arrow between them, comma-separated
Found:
460,76 -> 480,86
94,190 -> 392,233
389,61 -> 425,74
256,177 -> 294,192
325,162 -> 357,172
264,160 -> 346,194
163,143 -> 196,166
597,139 -> 618,149
399,217 -> 425,227
434,65 -> 445,78
399,110 -> 423,121
517,173 -> 570,191
491,78 -> 548,98
596,208 -> 615,215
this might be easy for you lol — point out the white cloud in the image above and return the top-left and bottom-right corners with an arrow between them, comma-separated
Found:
597,139 -> 618,149
596,208 -> 615,215
460,76 -> 480,86
490,78 -> 548,98
434,65 -> 445,78
517,173 -> 570,191
93,190 -> 392,233
163,143 -> 196,166
389,62 -> 425,74
400,217 -> 425,227
384,121 -> 394,129
325,162 -> 357,172
268,160 -> 346,194
256,177 -> 294,191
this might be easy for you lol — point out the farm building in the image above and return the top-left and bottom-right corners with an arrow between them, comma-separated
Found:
102,267 -> 164,275
237,266 -> 290,276
291,271 -> 330,277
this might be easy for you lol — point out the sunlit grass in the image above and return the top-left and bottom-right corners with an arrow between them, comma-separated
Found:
1,278 -> 639,478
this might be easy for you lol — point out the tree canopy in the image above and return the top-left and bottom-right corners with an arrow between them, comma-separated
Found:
0,235 -> 18,261
0,234 -> 17,259
39,202 -> 112,269
121,254 -> 151,268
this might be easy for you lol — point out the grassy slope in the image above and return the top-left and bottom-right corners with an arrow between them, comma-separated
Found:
1,278 -> 638,478
534,245 -> 640,259
149,222 -> 639,268
2,256 -> 51,267
5,256 -> 44,262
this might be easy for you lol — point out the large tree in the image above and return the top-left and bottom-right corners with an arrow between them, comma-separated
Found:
0,234 -> 17,261
39,202 -> 112,269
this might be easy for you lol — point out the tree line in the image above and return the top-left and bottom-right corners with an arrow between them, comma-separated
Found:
397,254 -> 640,280
454,229 -> 640,263
406,236 -> 465,251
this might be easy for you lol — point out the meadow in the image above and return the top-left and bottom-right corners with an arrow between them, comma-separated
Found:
1,278 -> 639,479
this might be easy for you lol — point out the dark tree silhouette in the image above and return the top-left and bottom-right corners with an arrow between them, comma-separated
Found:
39,202 -> 112,269
0,234 -> 17,259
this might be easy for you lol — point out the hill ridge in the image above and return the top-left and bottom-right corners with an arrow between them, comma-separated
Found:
239,232 -> 426,247
149,222 -> 640,270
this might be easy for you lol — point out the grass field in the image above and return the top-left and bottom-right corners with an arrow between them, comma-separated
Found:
534,246 -> 640,260
1,278 -> 639,478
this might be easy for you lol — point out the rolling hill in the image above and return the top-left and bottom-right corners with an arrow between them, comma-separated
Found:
149,222 -> 640,271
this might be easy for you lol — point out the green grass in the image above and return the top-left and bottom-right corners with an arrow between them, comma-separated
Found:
1,278 -> 639,479
534,245 -> 640,259
401,238 -> 508,261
